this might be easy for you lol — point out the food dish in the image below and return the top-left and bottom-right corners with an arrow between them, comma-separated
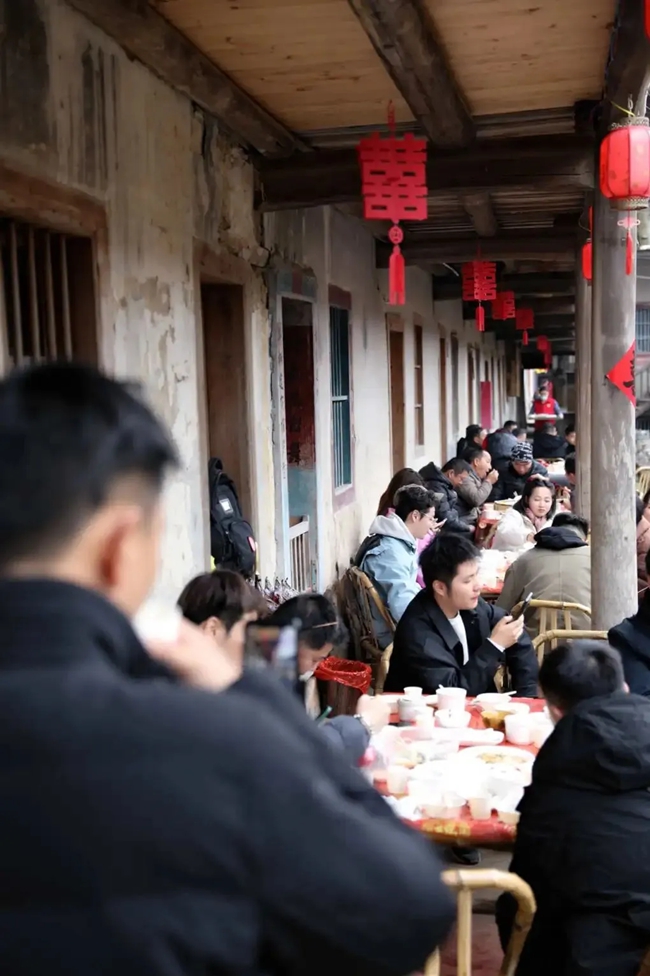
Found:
456,745 -> 534,767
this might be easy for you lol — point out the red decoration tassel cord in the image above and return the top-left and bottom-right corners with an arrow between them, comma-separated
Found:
626,231 -> 634,276
476,305 -> 485,332
389,245 -> 405,305
522,330 -> 529,346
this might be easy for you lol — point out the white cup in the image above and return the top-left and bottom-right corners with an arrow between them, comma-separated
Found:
435,708 -> 471,729
505,714 -> 533,746
386,765 -> 410,795
468,796 -> 492,820
403,686 -> 423,699
398,698 -> 426,723
531,722 -> 554,749
436,687 -> 467,713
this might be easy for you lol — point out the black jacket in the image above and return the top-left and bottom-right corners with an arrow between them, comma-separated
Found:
419,462 -> 471,532
491,459 -> 548,501
532,430 -> 566,459
609,593 -> 650,697
384,590 -> 538,696
498,693 -> 650,976
0,579 -> 454,976
486,429 -> 518,465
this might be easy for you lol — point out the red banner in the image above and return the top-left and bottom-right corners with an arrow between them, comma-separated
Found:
606,342 -> 636,407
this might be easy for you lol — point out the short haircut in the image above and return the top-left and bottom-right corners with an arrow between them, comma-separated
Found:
504,420 -> 517,431
541,421 -> 556,433
512,427 -> 525,438
420,534 -> 480,590
266,594 -> 347,650
178,570 -> 267,632
465,424 -> 483,440
552,512 -> 589,537
539,640 -> 625,712
565,424 -> 575,436
0,362 -> 177,569
394,485 -> 436,521
377,468 -> 424,516
442,457 -> 473,476
564,454 -> 576,477
463,446 -> 489,466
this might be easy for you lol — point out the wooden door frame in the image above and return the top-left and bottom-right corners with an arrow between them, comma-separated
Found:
387,313 -> 406,473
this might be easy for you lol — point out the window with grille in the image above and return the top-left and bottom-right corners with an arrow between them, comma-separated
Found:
0,215 -> 97,368
414,321 -> 424,447
330,305 -> 352,489
637,306 -> 650,354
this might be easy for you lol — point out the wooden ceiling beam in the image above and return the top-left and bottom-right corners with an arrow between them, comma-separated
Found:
64,0 -> 302,156
378,230 -> 578,265
433,271 -> 576,301
601,0 -> 650,130
257,134 -> 594,210
346,0 -> 474,148
461,192 -> 499,237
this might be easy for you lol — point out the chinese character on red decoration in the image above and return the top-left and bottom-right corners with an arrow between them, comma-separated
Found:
462,261 -> 497,331
492,291 -> 516,321
358,109 -> 427,305
516,308 -> 534,332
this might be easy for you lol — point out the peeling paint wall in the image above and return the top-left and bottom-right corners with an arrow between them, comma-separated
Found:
0,0 -> 274,598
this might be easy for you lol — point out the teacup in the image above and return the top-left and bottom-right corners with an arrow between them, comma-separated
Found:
436,687 -> 467,712
398,698 -> 427,723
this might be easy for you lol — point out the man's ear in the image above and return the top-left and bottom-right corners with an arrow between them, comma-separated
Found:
432,580 -> 447,600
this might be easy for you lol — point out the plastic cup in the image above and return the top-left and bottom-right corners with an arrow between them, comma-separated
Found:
436,687 -> 467,713
469,796 -> 492,821
386,765 -> 410,795
403,686 -> 423,700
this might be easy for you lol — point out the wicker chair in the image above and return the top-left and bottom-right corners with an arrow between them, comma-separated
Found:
354,569 -> 395,693
511,599 -> 592,637
533,628 -> 609,665
425,869 -> 536,976
637,467 -> 650,499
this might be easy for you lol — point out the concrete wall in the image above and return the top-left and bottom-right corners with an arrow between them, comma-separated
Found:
0,0 -> 275,599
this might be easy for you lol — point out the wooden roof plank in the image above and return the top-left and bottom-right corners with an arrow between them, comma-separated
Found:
602,0 -> 650,127
346,0 -> 475,147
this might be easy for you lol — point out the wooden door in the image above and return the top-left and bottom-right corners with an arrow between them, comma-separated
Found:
388,321 -> 405,472
439,336 -> 448,459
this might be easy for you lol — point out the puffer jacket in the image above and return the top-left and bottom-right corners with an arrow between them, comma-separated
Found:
490,460 -> 548,502
486,429 -> 519,466
356,513 -> 419,622
455,468 -> 494,523
419,463 -> 471,532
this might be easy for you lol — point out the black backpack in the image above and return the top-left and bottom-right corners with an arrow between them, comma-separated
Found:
208,458 -> 256,577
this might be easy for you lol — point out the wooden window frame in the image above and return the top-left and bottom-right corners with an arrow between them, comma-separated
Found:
328,285 -> 354,509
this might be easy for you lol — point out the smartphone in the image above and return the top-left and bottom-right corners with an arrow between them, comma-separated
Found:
511,592 -> 534,620
243,622 -> 300,689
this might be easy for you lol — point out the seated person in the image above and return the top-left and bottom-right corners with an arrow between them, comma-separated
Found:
609,548 -> 650,696
490,441 -> 548,501
456,423 -> 485,458
497,641 -> 650,976
532,421 -> 566,460
564,423 -> 576,451
486,422 -> 519,470
355,485 -> 436,623
384,535 -> 538,696
637,495 -> 650,599
492,477 -> 556,553
419,457 -> 473,532
178,568 -> 267,662
456,447 -> 499,526
376,468 -> 432,587
497,513 -> 591,636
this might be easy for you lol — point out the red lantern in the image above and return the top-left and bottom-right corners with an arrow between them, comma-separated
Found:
358,108 -> 427,305
599,112 -> 650,276
536,335 -> 549,353
647,0 -> 650,38
516,308 -> 534,333
462,261 -> 496,330
492,291 -> 516,321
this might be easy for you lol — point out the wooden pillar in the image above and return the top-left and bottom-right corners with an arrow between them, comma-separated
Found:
590,186 -> 638,629
574,248 -> 591,522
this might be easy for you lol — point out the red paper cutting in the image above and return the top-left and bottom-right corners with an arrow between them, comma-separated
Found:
606,342 -> 636,406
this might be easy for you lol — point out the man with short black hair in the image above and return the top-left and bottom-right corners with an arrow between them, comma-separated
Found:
385,535 -> 538,695
498,640 -> 650,976
0,363 -> 455,976
497,512 -> 591,636
356,484 -> 437,622
420,457 -> 473,531
456,447 -> 499,525
486,422 -> 519,470
533,420 -> 567,459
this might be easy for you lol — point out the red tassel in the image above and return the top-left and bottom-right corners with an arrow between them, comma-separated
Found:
626,230 -> 634,276
389,245 -> 405,304
476,305 -> 485,332
522,330 -> 529,346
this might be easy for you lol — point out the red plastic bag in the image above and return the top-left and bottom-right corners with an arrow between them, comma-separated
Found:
314,658 -> 372,694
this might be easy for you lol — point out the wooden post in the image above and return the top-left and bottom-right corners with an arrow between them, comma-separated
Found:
590,186 -> 638,629
575,246 -> 591,522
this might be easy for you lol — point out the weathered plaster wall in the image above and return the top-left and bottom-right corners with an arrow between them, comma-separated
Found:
0,0 -> 274,597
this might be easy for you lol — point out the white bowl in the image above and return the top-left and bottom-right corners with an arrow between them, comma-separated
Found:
474,693 -> 514,709
435,708 -> 471,729
496,808 -> 521,826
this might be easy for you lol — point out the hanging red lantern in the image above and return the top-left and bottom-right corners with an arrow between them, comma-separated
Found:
599,108 -> 650,276
462,260 -> 497,330
536,335 -> 549,353
516,308 -> 534,333
358,106 -> 427,305
492,290 -> 516,321
646,0 -> 650,38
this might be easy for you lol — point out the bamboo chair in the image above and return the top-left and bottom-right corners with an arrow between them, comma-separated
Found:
511,599 -> 592,636
425,869 -> 536,976
533,629 -> 609,666
355,569 -> 395,693
637,467 -> 650,499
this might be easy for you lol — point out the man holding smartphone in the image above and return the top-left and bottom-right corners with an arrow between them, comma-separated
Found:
0,362 -> 454,976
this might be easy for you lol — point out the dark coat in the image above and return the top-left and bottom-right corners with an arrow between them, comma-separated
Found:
490,459 -> 548,502
497,693 -> 650,976
532,430 -> 566,459
419,463 -> 472,532
0,579 -> 454,976
486,429 -> 518,465
384,590 -> 538,696
609,594 -> 650,696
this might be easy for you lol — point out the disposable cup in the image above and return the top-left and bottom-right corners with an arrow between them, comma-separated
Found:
386,765 -> 411,795
437,687 -> 467,712
468,796 -> 492,820
403,686 -> 423,700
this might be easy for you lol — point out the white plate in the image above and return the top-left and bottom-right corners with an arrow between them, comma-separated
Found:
456,745 -> 534,765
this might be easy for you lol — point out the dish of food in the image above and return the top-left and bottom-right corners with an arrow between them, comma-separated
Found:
457,745 -> 534,768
